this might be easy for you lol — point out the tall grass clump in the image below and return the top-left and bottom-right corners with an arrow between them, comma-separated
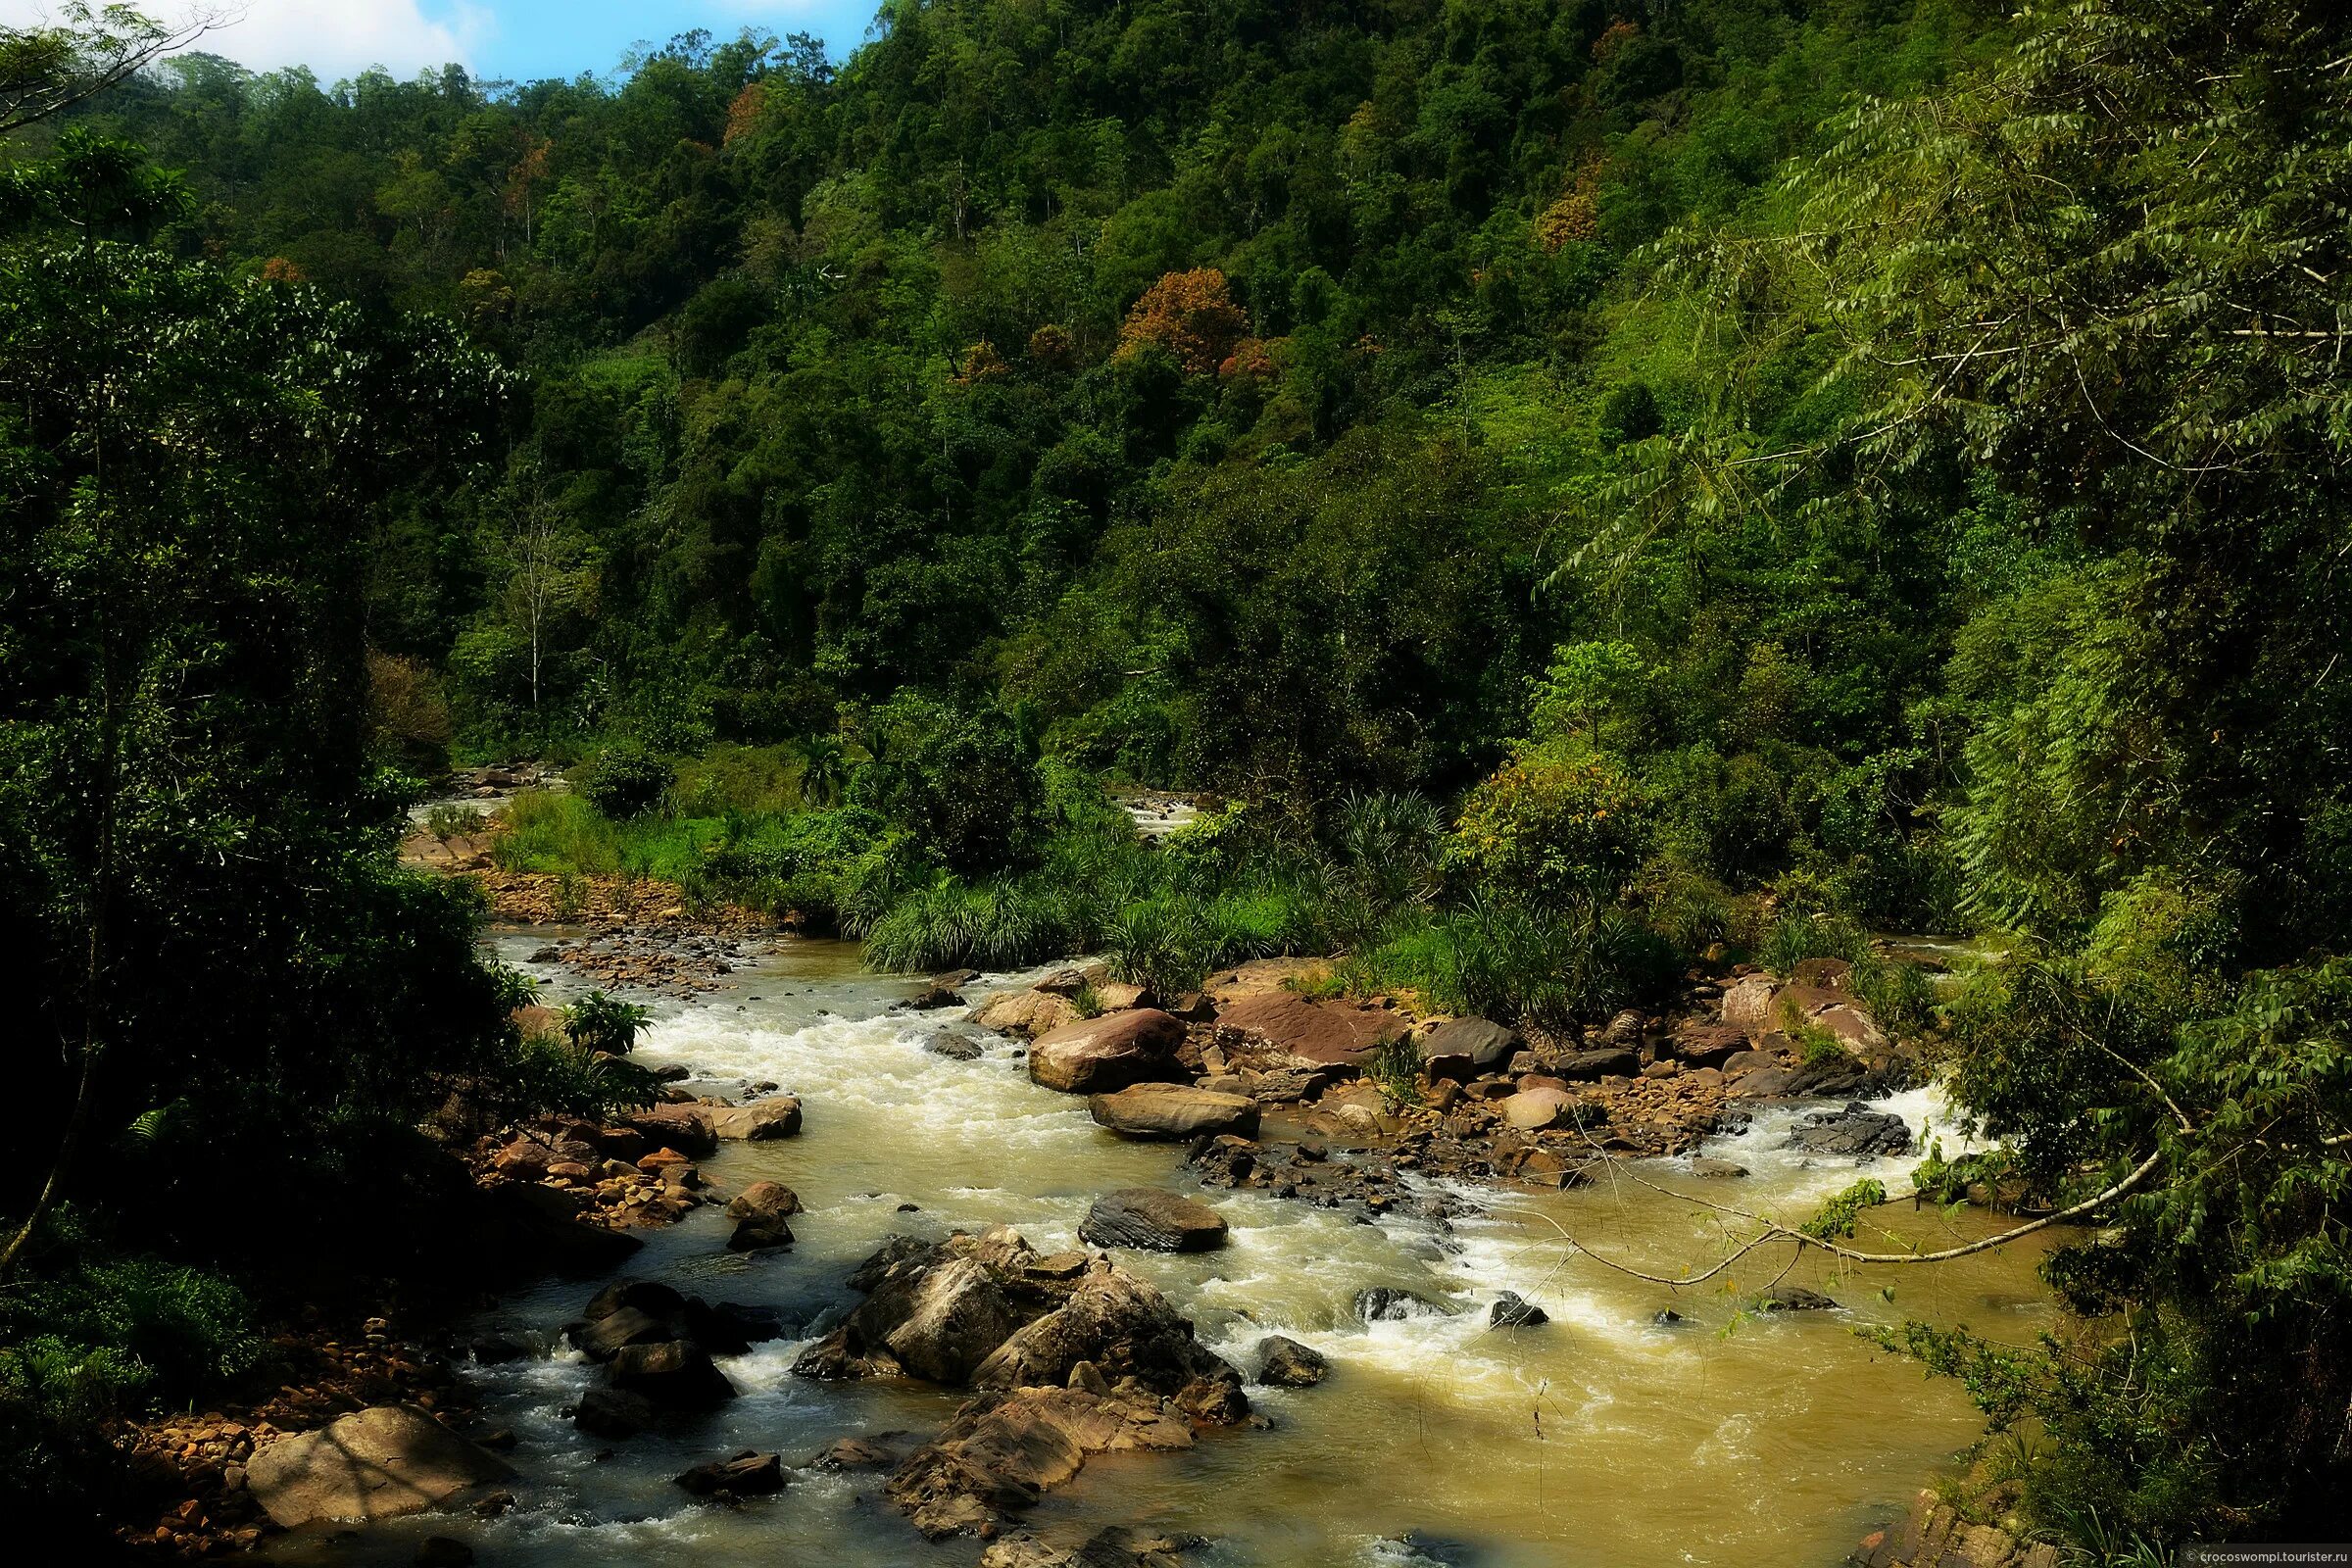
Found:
1346,897 -> 1676,1026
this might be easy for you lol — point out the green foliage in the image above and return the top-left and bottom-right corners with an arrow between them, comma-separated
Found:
1346,898 -> 1676,1029
573,741 -> 673,817
1446,741 -> 1651,903
1799,1178 -> 1886,1241
562,990 -> 650,1056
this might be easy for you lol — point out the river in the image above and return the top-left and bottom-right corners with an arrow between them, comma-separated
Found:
279,931 -> 2057,1568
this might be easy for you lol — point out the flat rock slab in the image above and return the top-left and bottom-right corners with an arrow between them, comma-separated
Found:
974,989 -> 1080,1038
709,1095 -> 803,1140
1213,992 -> 1407,1068
1088,1083 -> 1260,1141
1079,1188 -> 1228,1252
1498,1087 -> 1577,1130
247,1404 -> 514,1528
1029,1010 -> 1185,1093
1417,1016 -> 1518,1081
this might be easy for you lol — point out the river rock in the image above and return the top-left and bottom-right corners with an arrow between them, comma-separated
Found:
884,1257 -> 1024,1384
681,1298 -> 785,1354
1721,973 -> 1783,1036
1028,1010 -> 1186,1093
727,1215 -> 795,1251
1690,1156 -> 1749,1179
1758,1286 -> 1839,1312
1550,1047 -> 1639,1081
1254,1336 -> 1328,1387
245,1404 -> 514,1528
1089,1083 -> 1260,1141
905,980 -> 964,1010
1353,1288 -> 1453,1322
1417,1017 -> 1518,1082
981,1528 -> 1200,1568
573,1386 -> 656,1439
575,1304 -> 675,1362
794,1227 -> 1082,1383
708,1095 -> 803,1140
926,1029 -> 987,1060
1672,1023 -> 1750,1069
608,1340 -> 737,1409
1498,1087 -> 1577,1130
974,988 -> 1081,1037
625,1103 -> 719,1158
584,1277 -> 687,1322
886,1386 -> 1196,1539
725,1180 -> 803,1223
1489,1292 -> 1548,1328
1186,1134 -> 1258,1187
1078,1188 -> 1228,1252
1788,1102 -> 1912,1157
806,1432 -> 914,1470
674,1449 -> 786,1496
1213,992 -> 1407,1069
971,1256 -> 1246,1409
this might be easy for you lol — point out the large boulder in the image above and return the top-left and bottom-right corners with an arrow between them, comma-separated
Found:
608,1340 -> 737,1410
970,1259 -> 1245,1405
1028,1010 -> 1186,1094
1498,1087 -> 1577,1131
793,1227 -> 1088,1384
625,1103 -> 719,1158
725,1180 -> 802,1223
1213,993 -> 1407,1069
884,1257 -> 1024,1385
1788,1102 -> 1912,1157
1088,1083 -> 1259,1141
574,1304 -> 675,1362
573,1386 -> 655,1439
1417,1017 -> 1518,1082
1671,1023 -> 1749,1069
1549,1047 -> 1639,1082
1253,1336 -> 1328,1388
708,1095 -> 803,1140
886,1386 -> 1196,1540
974,989 -> 1080,1038
1078,1189 -> 1228,1253
477,1182 -> 645,1278
246,1404 -> 514,1528
1721,973 -> 1783,1036
674,1449 -> 786,1497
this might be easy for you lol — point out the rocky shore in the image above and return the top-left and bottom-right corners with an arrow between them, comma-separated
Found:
958,950 -> 1919,1227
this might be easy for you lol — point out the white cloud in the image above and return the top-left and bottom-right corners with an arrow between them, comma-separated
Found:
1,2 -> 496,80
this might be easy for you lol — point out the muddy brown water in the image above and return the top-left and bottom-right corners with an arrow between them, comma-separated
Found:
274,934 -> 2056,1567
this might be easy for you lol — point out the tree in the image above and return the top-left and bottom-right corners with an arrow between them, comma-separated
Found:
0,3 -> 216,135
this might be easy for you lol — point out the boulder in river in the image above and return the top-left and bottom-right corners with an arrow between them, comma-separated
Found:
1550,1047 -> 1639,1082
674,1449 -> 786,1497
725,1180 -> 803,1223
625,1103 -> 719,1158
886,1386 -> 1198,1540
884,1256 -> 1024,1385
1416,1017 -> 1518,1082
1028,1010 -> 1186,1093
573,1386 -> 656,1439
1353,1288 -> 1454,1323
1489,1293 -> 1548,1328
608,1340 -> 737,1409
1078,1188 -> 1229,1252
973,988 -> 1081,1038
1089,1083 -> 1260,1141
1788,1102 -> 1912,1157
806,1432 -> 914,1471
1185,1133 -> 1258,1187
1254,1335 -> 1329,1387
708,1094 -> 803,1141
1758,1286 -> 1839,1312
245,1404 -> 514,1528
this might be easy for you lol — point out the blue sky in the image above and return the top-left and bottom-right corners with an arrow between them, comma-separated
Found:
0,2 -> 887,83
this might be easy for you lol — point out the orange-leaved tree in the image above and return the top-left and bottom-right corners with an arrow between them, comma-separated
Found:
1117,268 -> 1250,374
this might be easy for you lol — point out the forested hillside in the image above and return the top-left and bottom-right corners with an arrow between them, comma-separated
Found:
6,0 -> 2351,1555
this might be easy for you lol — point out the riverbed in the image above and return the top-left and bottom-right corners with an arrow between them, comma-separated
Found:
285,933 -> 2056,1568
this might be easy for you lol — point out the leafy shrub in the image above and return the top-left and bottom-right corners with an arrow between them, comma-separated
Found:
1348,898 -> 1675,1027
574,742 -> 673,817
563,990 -> 649,1055
1446,740 -> 1649,901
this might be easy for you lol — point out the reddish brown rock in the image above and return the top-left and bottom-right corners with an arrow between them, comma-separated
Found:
1028,1010 -> 1185,1093
1213,992 -> 1407,1069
